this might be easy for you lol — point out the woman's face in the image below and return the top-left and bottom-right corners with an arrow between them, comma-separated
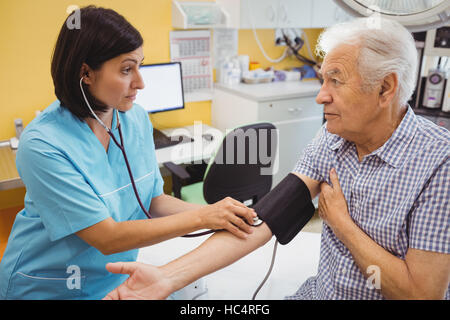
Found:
84,46 -> 145,112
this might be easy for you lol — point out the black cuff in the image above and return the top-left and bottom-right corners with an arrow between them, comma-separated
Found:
253,173 -> 315,245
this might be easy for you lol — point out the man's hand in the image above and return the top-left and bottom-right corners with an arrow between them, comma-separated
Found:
318,168 -> 353,238
103,262 -> 171,300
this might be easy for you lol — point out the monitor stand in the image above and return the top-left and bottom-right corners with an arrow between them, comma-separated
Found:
153,128 -> 194,149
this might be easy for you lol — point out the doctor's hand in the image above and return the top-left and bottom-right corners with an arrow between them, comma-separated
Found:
104,262 -> 171,300
318,168 -> 353,239
197,197 -> 256,239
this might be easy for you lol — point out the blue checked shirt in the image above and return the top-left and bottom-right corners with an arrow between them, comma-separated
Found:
287,106 -> 449,300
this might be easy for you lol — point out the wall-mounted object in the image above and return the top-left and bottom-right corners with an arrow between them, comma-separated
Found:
425,25 -> 450,57
217,0 -> 354,29
172,0 -> 230,29
335,0 -> 450,32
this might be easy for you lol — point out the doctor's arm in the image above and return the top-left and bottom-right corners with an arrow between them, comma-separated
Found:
76,196 -> 256,255
104,173 -> 320,300
149,193 -> 205,216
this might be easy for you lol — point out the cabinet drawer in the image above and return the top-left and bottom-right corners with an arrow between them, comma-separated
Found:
258,97 -> 322,122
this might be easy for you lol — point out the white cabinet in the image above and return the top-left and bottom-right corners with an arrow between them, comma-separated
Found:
310,0 -> 354,28
217,0 -> 312,29
277,0 -> 312,28
172,0 -> 230,29
240,0 -> 279,29
212,81 -> 323,187
216,0 -> 355,29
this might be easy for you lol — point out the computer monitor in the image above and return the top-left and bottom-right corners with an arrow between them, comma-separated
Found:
135,62 -> 185,113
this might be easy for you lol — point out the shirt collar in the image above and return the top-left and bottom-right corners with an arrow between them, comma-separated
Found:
326,131 -> 345,151
370,106 -> 418,168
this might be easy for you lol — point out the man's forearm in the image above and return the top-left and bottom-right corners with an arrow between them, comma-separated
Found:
337,220 -> 425,299
161,223 -> 273,293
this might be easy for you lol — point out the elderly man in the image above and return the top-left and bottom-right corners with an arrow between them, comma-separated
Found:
104,17 -> 449,300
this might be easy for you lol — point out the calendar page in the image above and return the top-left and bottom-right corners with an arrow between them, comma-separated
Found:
170,30 -> 213,102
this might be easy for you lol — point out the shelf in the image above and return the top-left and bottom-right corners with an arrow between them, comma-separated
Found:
412,106 -> 450,119
172,0 -> 229,29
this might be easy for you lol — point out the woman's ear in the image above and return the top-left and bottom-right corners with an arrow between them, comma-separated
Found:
80,63 -> 93,84
379,73 -> 398,108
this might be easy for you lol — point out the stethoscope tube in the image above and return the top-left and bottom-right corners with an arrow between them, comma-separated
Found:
79,77 -> 215,238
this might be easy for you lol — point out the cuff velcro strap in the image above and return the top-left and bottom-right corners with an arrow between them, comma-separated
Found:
253,173 -> 315,245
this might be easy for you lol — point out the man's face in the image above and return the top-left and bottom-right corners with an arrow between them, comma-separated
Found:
316,44 -> 381,140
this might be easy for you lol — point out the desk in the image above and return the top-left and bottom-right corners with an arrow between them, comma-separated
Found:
0,124 -> 221,189
0,145 -> 23,191
137,231 -> 321,300
155,124 -> 222,170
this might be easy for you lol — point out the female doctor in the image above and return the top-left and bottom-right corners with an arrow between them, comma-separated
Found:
0,6 -> 255,300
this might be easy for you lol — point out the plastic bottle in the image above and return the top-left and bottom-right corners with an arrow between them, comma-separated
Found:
230,57 -> 241,85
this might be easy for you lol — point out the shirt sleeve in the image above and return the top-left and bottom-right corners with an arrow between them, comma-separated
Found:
408,158 -> 449,254
16,137 -> 110,242
292,124 -> 328,182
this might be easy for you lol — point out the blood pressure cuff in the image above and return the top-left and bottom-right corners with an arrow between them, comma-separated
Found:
254,173 -> 315,245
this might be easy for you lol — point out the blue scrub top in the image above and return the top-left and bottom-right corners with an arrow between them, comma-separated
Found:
0,101 -> 164,300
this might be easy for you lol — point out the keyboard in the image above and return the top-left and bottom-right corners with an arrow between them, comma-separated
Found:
153,129 -> 193,149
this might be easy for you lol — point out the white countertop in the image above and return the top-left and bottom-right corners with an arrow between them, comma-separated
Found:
215,80 -> 322,102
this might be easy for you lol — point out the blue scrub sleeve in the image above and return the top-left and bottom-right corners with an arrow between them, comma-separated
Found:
16,137 -> 110,242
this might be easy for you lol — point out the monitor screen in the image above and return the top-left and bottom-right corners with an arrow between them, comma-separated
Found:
135,62 -> 185,113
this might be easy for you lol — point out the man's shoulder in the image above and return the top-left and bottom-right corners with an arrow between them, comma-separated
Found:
414,116 -> 450,156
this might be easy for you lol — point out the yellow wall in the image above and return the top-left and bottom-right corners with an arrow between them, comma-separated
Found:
0,0 -> 322,205
0,0 -> 208,139
238,29 -> 322,70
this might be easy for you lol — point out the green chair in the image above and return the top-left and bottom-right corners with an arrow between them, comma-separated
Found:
164,122 -> 278,206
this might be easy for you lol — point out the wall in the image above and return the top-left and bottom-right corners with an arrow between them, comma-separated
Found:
0,0 -> 210,140
0,0 -> 322,140
0,0 -> 322,257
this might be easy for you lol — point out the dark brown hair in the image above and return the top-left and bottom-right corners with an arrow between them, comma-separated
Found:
51,6 -> 143,119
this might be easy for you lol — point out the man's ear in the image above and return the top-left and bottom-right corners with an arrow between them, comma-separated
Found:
379,73 -> 398,108
79,63 -> 93,85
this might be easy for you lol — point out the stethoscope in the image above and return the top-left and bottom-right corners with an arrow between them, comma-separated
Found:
79,77 -> 214,238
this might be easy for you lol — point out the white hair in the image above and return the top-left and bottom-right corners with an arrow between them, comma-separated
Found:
316,16 -> 418,107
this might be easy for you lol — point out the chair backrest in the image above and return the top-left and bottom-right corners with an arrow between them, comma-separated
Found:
203,122 -> 277,205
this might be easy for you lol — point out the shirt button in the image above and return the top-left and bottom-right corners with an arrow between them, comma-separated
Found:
341,267 -> 347,275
